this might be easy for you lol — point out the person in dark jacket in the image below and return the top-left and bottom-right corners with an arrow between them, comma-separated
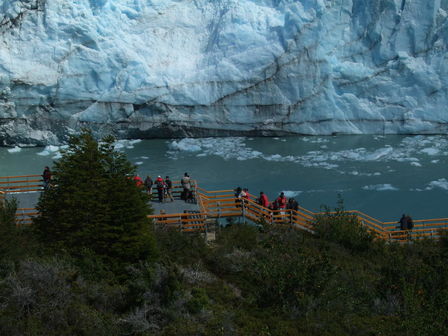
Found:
144,176 -> 153,196
155,176 -> 165,202
165,176 -> 174,202
399,214 -> 408,230
287,198 -> 299,211
42,166 -> 52,190
405,215 -> 414,230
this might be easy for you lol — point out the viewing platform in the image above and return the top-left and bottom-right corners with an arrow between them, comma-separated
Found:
1,174 -> 448,242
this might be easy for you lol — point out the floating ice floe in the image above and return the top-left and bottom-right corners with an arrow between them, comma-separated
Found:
140,156 -> 149,159
282,190 -> 302,198
37,145 -> 60,156
135,161 -> 143,165
169,138 -> 202,152
167,135 -> 448,171
114,139 -> 142,150
7,146 -> 21,153
426,179 -> 448,191
169,138 -> 263,160
421,148 -> 440,156
362,184 -> 398,191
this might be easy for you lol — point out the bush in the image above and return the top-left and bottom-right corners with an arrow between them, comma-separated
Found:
314,197 -> 373,253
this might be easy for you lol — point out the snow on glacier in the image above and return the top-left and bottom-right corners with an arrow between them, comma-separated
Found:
0,0 -> 448,144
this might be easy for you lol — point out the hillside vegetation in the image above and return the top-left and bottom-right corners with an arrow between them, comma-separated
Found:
1,201 -> 448,335
0,131 -> 447,335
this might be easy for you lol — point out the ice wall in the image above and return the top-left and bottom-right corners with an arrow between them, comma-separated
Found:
0,0 -> 447,144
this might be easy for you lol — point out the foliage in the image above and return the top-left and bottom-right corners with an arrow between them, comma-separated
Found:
33,129 -> 157,271
0,197 -> 17,226
314,196 -> 374,252
1,190 -> 448,335
0,198 -> 18,258
0,198 -> 38,260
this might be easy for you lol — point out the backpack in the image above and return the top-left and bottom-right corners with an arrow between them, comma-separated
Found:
156,180 -> 164,189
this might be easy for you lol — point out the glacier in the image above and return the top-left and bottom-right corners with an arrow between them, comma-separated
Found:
0,0 -> 447,145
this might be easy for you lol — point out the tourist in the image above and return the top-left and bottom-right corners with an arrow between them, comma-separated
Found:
144,175 -> 153,196
42,166 -> 52,190
399,214 -> 408,230
165,176 -> 174,202
276,192 -> 287,215
287,198 -> 299,211
155,175 -> 165,202
240,188 -> 249,205
181,172 -> 192,202
133,175 -> 144,188
258,191 -> 269,207
243,188 -> 250,200
406,214 -> 414,230
234,187 -> 242,208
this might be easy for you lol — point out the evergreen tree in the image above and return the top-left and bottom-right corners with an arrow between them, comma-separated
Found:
33,130 -> 157,269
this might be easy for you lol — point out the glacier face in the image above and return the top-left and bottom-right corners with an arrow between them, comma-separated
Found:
0,0 -> 447,144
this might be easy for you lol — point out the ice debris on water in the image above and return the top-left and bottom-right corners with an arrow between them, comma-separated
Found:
37,145 -> 60,156
362,184 -> 398,191
7,146 -> 21,153
426,179 -> 448,191
167,135 -> 448,171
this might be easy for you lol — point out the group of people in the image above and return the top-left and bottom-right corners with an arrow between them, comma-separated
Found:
140,172 -> 194,203
234,187 -> 299,213
43,165 -> 416,232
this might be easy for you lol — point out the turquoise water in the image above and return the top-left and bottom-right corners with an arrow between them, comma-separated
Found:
1,135 -> 447,221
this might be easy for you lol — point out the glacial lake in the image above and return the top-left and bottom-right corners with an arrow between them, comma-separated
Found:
1,135 -> 447,221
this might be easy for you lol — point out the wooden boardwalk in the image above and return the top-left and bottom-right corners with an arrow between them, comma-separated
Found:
2,174 -> 448,242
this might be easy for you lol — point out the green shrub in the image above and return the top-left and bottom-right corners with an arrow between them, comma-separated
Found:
186,287 -> 209,314
314,198 -> 373,253
216,223 -> 259,251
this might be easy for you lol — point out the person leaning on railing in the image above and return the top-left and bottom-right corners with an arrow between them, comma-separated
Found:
42,166 -> 52,190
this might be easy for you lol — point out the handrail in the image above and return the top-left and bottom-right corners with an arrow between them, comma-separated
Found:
0,174 -> 41,179
4,174 -> 448,241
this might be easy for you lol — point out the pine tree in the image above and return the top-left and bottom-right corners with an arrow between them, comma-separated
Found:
33,130 -> 157,268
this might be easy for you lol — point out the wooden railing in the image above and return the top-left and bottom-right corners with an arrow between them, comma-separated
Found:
3,174 -> 448,242
0,174 -> 43,193
147,212 -> 207,232
15,208 -> 39,226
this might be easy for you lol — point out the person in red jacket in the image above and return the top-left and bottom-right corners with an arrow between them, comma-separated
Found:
258,192 -> 269,207
133,175 -> 144,188
276,192 -> 287,215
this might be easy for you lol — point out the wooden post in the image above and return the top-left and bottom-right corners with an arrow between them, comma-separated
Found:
242,199 -> 246,222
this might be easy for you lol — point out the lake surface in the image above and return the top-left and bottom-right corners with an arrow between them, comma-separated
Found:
1,135 -> 447,221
